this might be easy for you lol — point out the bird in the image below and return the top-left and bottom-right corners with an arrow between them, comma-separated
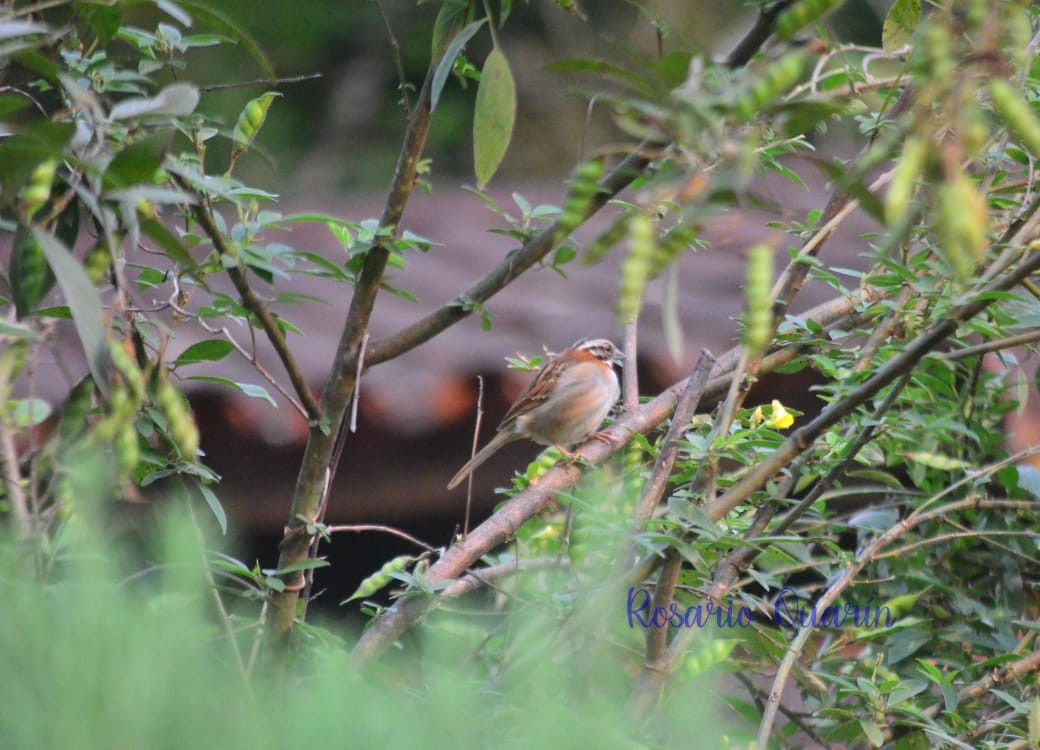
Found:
447,338 -> 623,490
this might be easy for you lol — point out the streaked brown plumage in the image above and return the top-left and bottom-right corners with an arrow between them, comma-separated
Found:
447,338 -> 621,490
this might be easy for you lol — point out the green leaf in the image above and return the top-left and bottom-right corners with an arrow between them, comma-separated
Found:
109,83 -> 199,120
104,131 -> 173,189
10,224 -> 55,319
174,340 -> 235,367
6,397 -> 51,427
32,227 -> 110,395
81,4 -> 122,46
198,485 -> 227,535
185,376 -> 276,407
882,0 -> 919,52
0,120 -> 74,197
860,719 -> 883,747
140,217 -> 197,271
431,18 -> 486,112
473,47 -> 516,190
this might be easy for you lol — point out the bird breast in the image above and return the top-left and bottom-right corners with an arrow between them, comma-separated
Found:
516,359 -> 619,445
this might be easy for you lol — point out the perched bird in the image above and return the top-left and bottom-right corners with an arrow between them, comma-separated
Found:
447,338 -> 622,490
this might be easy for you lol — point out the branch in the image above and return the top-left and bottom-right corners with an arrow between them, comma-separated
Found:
630,350 -> 715,525
724,1 -> 799,69
440,557 -> 565,598
178,176 -> 322,421
267,68 -> 436,644
197,73 -> 322,93
350,290 -> 881,667
357,146 -> 655,370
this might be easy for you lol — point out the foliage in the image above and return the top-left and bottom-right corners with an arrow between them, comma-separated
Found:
1,1 -> 1039,749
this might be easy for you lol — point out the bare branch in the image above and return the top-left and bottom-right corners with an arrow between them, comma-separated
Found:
198,73 -> 322,93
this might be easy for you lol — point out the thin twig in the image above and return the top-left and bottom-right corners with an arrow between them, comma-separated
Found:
641,547 -> 681,674
355,144 -> 655,371
372,0 -> 411,113
350,333 -> 369,433
937,329 -> 1040,360
627,366 -> 916,721
440,557 -> 565,598
198,72 -> 322,93
166,282 -> 308,418
463,375 -> 485,537
327,524 -> 439,553
176,176 -> 321,421
881,648 -> 1040,745
630,351 -> 715,525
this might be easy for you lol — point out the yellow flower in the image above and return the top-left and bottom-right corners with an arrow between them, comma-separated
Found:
764,399 -> 794,430
751,405 -> 764,425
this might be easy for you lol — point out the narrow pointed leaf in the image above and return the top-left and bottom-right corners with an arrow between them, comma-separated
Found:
31,227 -> 110,394
431,18 -> 486,112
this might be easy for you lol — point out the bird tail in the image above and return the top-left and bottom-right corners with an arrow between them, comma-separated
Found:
447,430 -> 518,489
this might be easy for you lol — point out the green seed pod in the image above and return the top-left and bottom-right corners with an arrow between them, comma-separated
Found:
568,507 -> 591,571
775,0 -> 841,40
59,377 -> 95,443
648,224 -> 697,279
885,136 -> 929,227
911,23 -> 954,85
84,246 -> 113,285
732,53 -> 807,122
108,386 -> 133,422
92,414 -> 120,444
116,422 -> 140,475
582,214 -> 628,266
559,159 -> 604,232
232,92 -> 281,153
934,166 -> 989,282
343,554 -> 413,603
618,213 -> 657,322
526,447 -> 562,483
964,0 -> 985,31
989,78 -> 1040,158
21,159 -> 57,222
0,339 -> 27,384
109,340 -> 145,401
958,99 -> 990,156
1004,5 -> 1032,73
157,381 -> 200,457
743,245 -> 774,355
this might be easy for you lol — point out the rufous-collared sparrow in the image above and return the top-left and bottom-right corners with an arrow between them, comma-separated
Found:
447,338 -> 622,489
